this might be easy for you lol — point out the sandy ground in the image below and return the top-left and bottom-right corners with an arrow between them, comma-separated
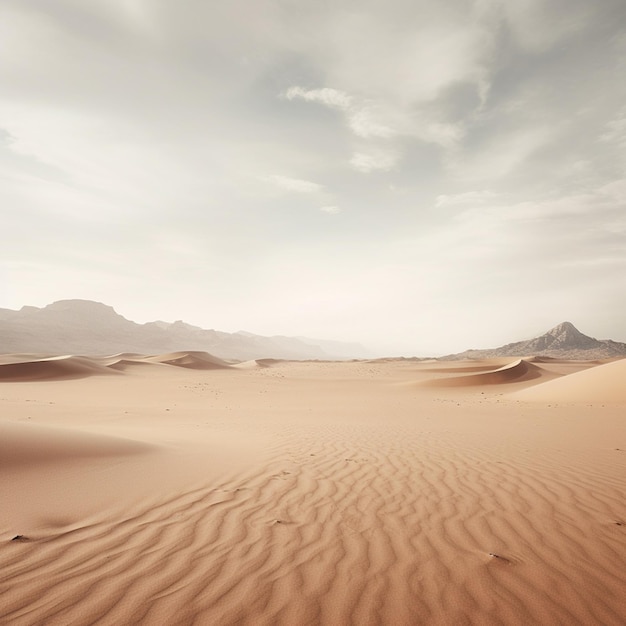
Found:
1,354 -> 625,625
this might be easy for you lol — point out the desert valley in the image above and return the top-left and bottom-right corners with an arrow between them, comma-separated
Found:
1,303 -> 625,625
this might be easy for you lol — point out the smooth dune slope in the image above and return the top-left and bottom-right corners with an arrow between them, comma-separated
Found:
1,358 -> 624,625
515,356 -> 626,403
0,421 -> 152,468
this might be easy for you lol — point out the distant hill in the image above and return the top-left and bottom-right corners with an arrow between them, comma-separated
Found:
0,300 -> 371,360
442,322 -> 626,360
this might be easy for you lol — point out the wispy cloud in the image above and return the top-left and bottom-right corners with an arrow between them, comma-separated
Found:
263,174 -> 323,194
284,87 -> 352,111
284,83 -> 468,172
285,86 -> 397,139
435,190 -> 497,208
319,205 -> 341,214
346,104 -> 397,139
349,150 -> 398,173
600,107 -> 626,148
285,84 -> 468,145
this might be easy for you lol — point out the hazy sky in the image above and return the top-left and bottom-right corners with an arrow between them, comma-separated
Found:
2,0 -> 625,355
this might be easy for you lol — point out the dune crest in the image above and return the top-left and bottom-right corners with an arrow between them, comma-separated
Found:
419,358 -> 554,387
143,351 -> 233,370
0,355 -> 119,382
232,359 -> 272,369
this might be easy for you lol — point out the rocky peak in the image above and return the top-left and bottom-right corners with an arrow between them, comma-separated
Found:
442,321 -> 626,360
547,321 -> 581,338
45,299 -> 116,313
541,322 -> 596,349
39,300 -> 131,326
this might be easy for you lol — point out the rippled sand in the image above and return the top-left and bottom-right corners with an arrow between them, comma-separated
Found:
1,356 -> 625,625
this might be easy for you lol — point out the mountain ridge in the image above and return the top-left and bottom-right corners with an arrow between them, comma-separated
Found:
0,300 -> 371,361
442,321 -> 626,360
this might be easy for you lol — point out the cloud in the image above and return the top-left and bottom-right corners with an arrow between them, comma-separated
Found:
347,104 -> 397,139
307,2 -> 495,105
420,122 -> 465,148
284,85 -> 465,148
499,1 -> 595,53
281,2 -> 625,186
448,182 -> 626,255
349,150 -> 398,173
263,174 -> 323,193
445,124 -> 558,184
285,85 -> 397,139
284,85 -> 412,171
0,127 -> 15,145
1,0 -> 625,354
284,87 -> 352,111
600,107 -> 626,149
435,190 -> 497,208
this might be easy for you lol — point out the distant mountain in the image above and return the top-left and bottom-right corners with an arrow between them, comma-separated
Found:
0,300 -> 371,360
442,322 -> 626,360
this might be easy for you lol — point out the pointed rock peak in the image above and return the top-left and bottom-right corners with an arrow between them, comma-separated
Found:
547,321 -> 581,336
537,321 -> 598,350
443,320 -> 626,359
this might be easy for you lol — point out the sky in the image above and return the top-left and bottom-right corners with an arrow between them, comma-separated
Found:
1,0 -> 625,355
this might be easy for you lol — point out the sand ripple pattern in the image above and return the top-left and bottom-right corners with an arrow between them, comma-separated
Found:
2,420 -> 625,625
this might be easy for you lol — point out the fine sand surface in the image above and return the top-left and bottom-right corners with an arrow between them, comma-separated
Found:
1,353 -> 625,625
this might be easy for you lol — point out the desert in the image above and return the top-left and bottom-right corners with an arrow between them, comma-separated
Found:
1,349 -> 625,625
4,2 -> 625,623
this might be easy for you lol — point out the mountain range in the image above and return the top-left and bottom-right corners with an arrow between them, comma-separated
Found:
0,300 -> 371,361
1,302 -> 624,361
442,321 -> 626,360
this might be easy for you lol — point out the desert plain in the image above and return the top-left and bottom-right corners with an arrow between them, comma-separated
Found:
0,352 -> 625,625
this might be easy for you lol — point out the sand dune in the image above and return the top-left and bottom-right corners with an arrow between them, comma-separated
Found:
0,421 -> 152,468
0,351 -> 234,381
0,355 -> 118,382
419,358 -> 555,387
104,358 -> 160,372
515,357 -> 626,403
1,358 -> 624,625
142,351 -> 233,369
420,359 -> 512,374
232,359 -> 272,369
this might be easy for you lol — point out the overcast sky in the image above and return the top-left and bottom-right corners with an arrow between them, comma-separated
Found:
1,0 -> 625,355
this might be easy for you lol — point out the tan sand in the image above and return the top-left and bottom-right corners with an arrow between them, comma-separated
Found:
1,354 -> 625,625
514,357 -> 626,404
